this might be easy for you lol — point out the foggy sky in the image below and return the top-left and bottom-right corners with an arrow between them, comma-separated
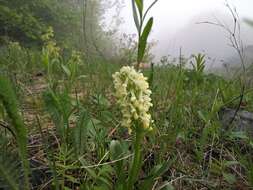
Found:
117,0 -> 253,65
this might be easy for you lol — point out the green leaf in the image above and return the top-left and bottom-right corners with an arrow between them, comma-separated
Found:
64,174 -> 79,184
137,17 -> 153,63
230,131 -> 249,140
0,162 -> 19,190
132,0 -> 140,32
135,0 -> 143,16
61,64 -> 71,77
74,109 -> 89,155
98,165 -> 114,177
151,160 -> 172,179
93,185 -> 110,190
159,183 -> 175,190
223,172 -> 236,184
109,140 -> 126,180
110,140 -> 124,160
140,158 -> 174,189
224,161 -> 239,167
151,158 -> 176,178
97,176 -> 112,189
85,167 -> 97,179
0,76 -> 30,189
78,75 -> 87,79
197,110 -> 208,123
250,141 -> 253,148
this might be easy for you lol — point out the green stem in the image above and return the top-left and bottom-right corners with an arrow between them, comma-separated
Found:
127,131 -> 143,190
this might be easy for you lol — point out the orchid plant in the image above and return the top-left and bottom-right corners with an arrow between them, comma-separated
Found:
111,1 -> 172,189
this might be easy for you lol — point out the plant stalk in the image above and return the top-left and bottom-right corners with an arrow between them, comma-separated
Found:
127,130 -> 143,190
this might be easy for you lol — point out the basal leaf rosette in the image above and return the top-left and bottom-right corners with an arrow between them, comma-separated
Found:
112,66 -> 153,133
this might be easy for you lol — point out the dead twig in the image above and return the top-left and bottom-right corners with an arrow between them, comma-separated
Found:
197,2 -> 246,126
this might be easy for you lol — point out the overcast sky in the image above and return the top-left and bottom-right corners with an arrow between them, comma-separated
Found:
115,0 -> 253,65
121,0 -> 253,31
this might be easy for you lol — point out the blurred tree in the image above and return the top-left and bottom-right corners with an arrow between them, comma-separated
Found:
245,18 -> 253,27
0,0 -> 81,47
0,0 -> 123,52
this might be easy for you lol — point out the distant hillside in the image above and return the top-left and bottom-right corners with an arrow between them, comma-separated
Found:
157,11 -> 253,69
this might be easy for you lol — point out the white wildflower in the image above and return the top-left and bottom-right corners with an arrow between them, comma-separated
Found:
112,66 -> 153,133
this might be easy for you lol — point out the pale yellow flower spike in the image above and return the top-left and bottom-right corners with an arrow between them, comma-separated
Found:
113,66 -> 153,133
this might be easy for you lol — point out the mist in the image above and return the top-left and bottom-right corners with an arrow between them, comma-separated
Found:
116,0 -> 253,66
